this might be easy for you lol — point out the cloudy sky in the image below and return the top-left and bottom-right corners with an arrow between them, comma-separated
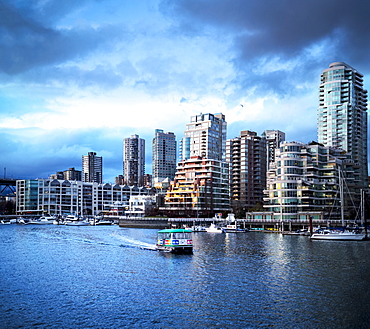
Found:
1,0 -> 369,183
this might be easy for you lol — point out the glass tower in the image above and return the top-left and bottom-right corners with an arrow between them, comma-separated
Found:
318,62 -> 368,187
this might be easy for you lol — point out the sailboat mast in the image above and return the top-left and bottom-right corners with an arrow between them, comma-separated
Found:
339,168 -> 345,227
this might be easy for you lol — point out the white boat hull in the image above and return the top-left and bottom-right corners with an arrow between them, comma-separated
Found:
311,231 -> 366,241
65,221 -> 90,226
28,220 -> 54,225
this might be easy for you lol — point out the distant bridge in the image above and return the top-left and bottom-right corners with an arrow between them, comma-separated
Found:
0,178 -> 17,195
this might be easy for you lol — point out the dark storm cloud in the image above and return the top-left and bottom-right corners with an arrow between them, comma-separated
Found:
0,0 -> 122,75
162,0 -> 370,96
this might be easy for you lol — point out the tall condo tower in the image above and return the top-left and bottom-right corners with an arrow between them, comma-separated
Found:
82,152 -> 103,183
318,62 -> 368,186
226,131 -> 267,211
261,130 -> 286,169
123,134 -> 145,186
179,113 -> 227,161
152,129 -> 177,181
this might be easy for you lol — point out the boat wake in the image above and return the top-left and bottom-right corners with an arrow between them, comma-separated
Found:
112,234 -> 157,251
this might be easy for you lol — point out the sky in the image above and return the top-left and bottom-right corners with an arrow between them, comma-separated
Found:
1,0 -> 370,183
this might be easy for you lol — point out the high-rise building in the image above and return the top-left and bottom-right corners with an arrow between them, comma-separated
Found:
262,130 -> 285,168
318,62 -> 368,187
179,113 -> 227,162
82,152 -> 102,184
226,131 -> 267,212
123,134 -> 145,186
152,129 -> 177,181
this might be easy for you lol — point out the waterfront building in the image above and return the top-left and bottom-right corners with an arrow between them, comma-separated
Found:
152,129 -> 177,181
123,134 -> 145,186
178,113 -> 227,162
318,62 -> 368,187
82,152 -> 103,184
263,141 -> 359,222
125,195 -> 156,218
161,157 -> 230,217
226,131 -> 267,213
16,179 -> 153,216
261,130 -> 285,168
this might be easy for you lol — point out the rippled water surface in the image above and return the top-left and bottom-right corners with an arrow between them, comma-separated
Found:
1,225 -> 370,328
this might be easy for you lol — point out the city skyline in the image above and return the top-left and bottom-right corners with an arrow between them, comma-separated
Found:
1,0 -> 370,183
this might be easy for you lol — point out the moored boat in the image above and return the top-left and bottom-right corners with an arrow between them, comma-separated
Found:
205,223 -> 224,233
310,169 -> 367,241
222,221 -> 249,233
310,228 -> 366,241
156,229 -> 193,254
29,216 -> 55,225
64,215 -> 90,226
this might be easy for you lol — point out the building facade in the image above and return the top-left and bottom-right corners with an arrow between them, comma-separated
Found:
162,157 -> 230,217
64,167 -> 82,181
261,130 -> 285,168
178,113 -> 227,162
123,134 -> 145,186
226,131 -> 267,213
16,179 -> 153,216
152,129 -> 177,181
82,152 -> 103,184
263,141 -> 359,222
318,62 -> 368,187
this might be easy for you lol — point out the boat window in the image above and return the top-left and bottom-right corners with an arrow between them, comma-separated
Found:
173,233 -> 191,239
158,233 -> 171,239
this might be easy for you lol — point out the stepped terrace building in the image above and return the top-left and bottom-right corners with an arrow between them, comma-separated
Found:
262,141 -> 359,222
161,157 -> 230,217
16,179 -> 153,216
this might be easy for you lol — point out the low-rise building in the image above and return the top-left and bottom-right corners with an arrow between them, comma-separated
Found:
16,179 -> 154,216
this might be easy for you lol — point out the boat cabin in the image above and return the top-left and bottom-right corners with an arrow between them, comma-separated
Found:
156,229 -> 193,253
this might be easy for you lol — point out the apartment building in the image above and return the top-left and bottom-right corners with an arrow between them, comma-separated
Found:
16,179 -> 153,216
123,134 -> 145,186
162,157 -> 230,217
226,130 -> 267,212
318,62 -> 368,187
178,113 -> 227,162
263,141 -> 359,221
82,152 -> 103,184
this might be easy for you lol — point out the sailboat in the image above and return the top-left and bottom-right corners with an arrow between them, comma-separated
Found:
311,169 -> 366,241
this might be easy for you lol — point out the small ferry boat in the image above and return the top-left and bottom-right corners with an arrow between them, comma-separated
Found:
156,229 -> 193,254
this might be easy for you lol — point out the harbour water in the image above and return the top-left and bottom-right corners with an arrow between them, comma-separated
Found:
1,224 -> 369,328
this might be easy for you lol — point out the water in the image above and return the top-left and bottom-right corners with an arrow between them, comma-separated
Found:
1,225 -> 369,328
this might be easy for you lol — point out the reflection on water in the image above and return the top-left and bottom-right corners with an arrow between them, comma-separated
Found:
0,225 -> 369,328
